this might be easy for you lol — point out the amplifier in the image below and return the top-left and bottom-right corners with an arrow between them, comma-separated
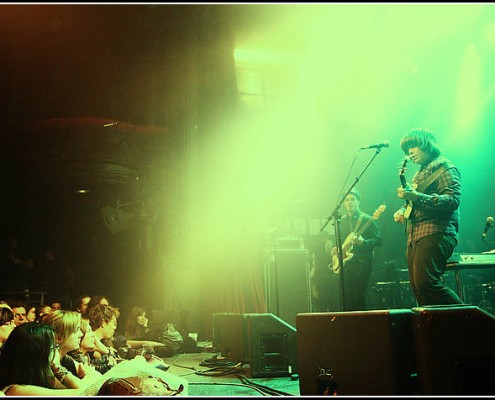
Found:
263,248 -> 311,327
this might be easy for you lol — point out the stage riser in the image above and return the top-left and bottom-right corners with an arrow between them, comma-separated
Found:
296,306 -> 495,396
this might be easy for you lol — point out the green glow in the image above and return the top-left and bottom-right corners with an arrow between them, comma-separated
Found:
485,23 -> 495,48
455,43 -> 481,132
186,3 -> 495,273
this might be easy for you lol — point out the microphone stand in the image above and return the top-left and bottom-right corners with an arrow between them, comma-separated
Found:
320,147 -> 384,311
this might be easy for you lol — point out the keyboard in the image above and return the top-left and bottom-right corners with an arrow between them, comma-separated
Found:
447,252 -> 495,267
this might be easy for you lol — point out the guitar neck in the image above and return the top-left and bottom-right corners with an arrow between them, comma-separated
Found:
341,217 -> 373,252
355,217 -> 373,237
399,174 -> 407,188
354,214 -> 373,236
347,205 -> 385,242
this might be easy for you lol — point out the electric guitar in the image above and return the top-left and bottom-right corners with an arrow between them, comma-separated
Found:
331,204 -> 386,274
399,157 -> 414,219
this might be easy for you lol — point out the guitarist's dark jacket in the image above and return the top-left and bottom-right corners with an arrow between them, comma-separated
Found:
340,211 -> 383,265
406,156 -> 460,245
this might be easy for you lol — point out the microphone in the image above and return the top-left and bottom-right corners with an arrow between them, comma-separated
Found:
360,140 -> 390,150
482,216 -> 494,238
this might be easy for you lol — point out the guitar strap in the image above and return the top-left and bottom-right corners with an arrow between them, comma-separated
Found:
416,163 -> 449,193
350,213 -> 365,234
405,163 -> 449,229
357,213 -> 365,233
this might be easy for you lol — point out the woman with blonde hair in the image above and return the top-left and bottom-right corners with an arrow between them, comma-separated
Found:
41,310 -> 101,388
67,317 -> 97,366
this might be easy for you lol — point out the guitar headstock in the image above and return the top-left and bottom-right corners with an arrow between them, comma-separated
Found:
399,156 -> 410,187
399,156 -> 409,176
372,204 -> 386,220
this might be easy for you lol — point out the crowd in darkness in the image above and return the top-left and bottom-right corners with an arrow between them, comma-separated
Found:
0,233 -> 75,307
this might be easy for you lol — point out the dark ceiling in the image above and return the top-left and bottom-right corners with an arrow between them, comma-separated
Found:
0,4 -> 235,206
0,4 -> 241,304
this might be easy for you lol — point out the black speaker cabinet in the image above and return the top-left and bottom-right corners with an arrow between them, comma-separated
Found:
412,305 -> 495,395
296,309 -> 416,396
213,312 -> 298,377
212,313 -> 246,364
264,248 -> 311,327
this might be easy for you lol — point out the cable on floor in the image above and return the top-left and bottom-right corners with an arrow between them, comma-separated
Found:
188,381 -> 273,396
193,355 -> 244,376
195,364 -> 245,377
199,355 -> 240,368
236,373 -> 297,396
190,355 -> 297,395
171,353 -> 201,376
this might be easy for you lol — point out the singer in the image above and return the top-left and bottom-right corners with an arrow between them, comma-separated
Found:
393,128 -> 463,306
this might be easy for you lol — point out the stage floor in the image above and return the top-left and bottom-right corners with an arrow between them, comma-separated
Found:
163,350 -> 301,396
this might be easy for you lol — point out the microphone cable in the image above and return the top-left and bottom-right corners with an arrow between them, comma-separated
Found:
195,355 -> 244,376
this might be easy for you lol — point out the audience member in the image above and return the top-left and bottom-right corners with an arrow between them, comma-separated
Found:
26,305 -> 37,322
0,308 -> 15,352
87,304 -> 123,374
124,306 -> 175,357
81,295 -> 110,321
10,302 -> 28,327
41,310 -> 101,388
67,318 -> 97,367
0,322 -> 82,395
83,294 -> 127,349
74,294 -> 91,314
37,304 -> 53,321
124,306 -> 149,340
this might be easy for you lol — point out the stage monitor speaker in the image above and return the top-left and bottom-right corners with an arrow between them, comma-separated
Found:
296,309 -> 417,396
412,305 -> 495,395
264,248 -> 311,327
212,313 -> 246,363
213,312 -> 297,378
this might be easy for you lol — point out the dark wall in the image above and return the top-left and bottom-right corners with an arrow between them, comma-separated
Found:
0,4 -> 238,318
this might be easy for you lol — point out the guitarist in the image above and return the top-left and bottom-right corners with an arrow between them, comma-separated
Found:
334,187 -> 382,311
393,128 -> 463,307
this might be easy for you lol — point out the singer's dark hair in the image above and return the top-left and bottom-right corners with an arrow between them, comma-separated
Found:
400,128 -> 441,158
